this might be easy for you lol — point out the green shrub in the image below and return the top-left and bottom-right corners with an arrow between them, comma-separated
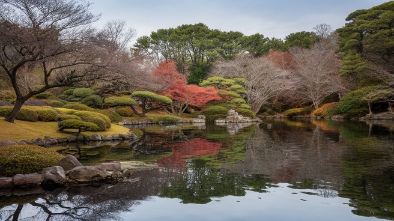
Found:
235,108 -> 256,118
97,109 -> 123,123
0,90 -> 16,101
57,114 -> 81,121
81,95 -> 102,108
218,90 -> 241,100
201,105 -> 228,122
62,88 -> 75,96
230,98 -> 247,105
0,145 -> 63,177
282,107 -> 313,117
104,96 -> 135,106
63,103 -> 93,111
34,91 -> 53,99
47,100 -> 66,107
73,88 -> 94,98
16,108 -> 39,121
58,119 -> 101,132
71,111 -> 111,131
31,107 -> 59,121
338,88 -> 370,118
115,106 -> 133,117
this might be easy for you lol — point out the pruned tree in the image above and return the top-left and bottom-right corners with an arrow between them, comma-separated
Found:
290,41 -> 344,109
0,0 -> 109,122
209,54 -> 294,113
130,91 -> 172,117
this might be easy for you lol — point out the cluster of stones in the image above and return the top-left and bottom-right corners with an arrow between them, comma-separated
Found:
0,133 -> 138,147
0,155 -> 134,191
215,109 -> 261,124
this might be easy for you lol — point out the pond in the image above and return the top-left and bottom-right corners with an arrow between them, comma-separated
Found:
0,119 -> 393,221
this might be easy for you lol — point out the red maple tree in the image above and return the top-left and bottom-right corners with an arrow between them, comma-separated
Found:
153,61 -> 222,115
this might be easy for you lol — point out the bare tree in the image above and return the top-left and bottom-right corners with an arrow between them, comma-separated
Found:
0,0 -> 120,122
210,54 -> 294,113
290,41 -> 343,109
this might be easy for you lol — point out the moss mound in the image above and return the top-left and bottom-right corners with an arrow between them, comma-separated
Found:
0,145 -> 63,177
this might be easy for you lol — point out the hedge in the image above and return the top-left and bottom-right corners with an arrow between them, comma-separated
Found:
104,96 -> 135,107
72,88 -> 94,98
81,95 -> 102,108
0,145 -> 63,177
63,103 -> 94,111
115,106 -> 133,117
58,119 -> 101,132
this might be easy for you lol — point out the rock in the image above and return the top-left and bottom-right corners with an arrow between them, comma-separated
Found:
56,138 -> 68,144
102,135 -> 113,141
13,173 -> 43,187
66,166 -> 109,183
112,134 -> 121,140
58,155 -> 82,172
44,137 -> 58,146
0,177 -> 13,189
88,134 -> 102,141
97,161 -> 121,172
0,140 -> 17,146
42,166 -> 66,185
32,138 -> 45,146
67,136 -> 78,142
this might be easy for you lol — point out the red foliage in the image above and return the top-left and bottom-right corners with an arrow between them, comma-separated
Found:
152,60 -> 185,86
153,61 -> 222,109
264,50 -> 293,69
156,138 -> 222,168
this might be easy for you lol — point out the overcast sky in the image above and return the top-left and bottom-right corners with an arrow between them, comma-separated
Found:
90,0 -> 389,41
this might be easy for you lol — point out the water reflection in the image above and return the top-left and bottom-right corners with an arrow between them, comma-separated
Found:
0,120 -> 393,220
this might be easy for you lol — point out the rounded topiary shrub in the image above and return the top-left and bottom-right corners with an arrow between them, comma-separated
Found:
72,88 -> 94,98
235,108 -> 256,118
32,107 -> 59,121
115,106 -> 133,117
0,106 -> 38,121
97,109 -> 123,123
63,103 -> 93,111
71,111 -> 111,131
81,95 -> 102,108
0,145 -> 63,177
47,100 -> 66,107
282,107 -> 313,117
104,97 -> 135,107
34,91 -> 53,99
58,119 -> 101,132
201,105 -> 229,123
57,114 -> 81,121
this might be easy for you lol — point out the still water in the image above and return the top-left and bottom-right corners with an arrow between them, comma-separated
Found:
1,119 -> 393,221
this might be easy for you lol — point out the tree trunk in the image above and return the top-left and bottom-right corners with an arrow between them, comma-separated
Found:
130,105 -> 145,117
5,98 -> 25,123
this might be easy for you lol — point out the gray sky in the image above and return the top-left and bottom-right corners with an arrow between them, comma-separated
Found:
90,0 -> 389,41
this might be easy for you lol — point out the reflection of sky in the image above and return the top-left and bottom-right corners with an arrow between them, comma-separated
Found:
120,183 -> 383,221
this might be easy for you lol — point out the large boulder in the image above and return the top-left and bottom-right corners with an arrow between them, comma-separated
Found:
66,166 -> 109,183
0,177 -> 13,189
13,173 -> 43,187
58,155 -> 82,172
97,161 -> 121,172
42,166 -> 66,185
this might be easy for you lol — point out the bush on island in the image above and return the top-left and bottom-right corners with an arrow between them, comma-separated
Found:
0,145 -> 63,177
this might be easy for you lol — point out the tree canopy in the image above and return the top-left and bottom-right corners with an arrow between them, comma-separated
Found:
337,2 -> 394,75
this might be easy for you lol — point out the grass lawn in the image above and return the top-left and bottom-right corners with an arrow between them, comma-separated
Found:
0,117 -> 131,142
